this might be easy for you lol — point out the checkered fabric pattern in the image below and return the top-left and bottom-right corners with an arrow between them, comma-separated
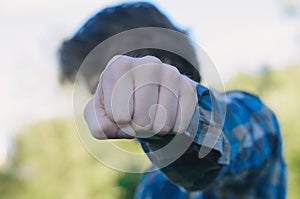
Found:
135,84 -> 286,199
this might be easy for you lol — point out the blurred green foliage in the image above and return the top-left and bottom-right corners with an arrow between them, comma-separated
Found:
0,120 -> 141,199
0,64 -> 299,198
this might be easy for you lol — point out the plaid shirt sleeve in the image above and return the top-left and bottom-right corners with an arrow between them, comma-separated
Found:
136,84 -> 286,199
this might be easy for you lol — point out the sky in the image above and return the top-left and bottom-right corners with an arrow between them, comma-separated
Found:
0,0 -> 299,162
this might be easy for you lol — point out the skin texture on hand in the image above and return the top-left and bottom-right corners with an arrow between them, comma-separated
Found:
84,55 -> 198,139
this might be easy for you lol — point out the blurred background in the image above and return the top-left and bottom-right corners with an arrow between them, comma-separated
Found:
0,0 -> 299,198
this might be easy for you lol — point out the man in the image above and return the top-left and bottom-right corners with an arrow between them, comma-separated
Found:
59,2 -> 286,198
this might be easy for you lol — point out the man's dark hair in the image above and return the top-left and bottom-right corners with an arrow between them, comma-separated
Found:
58,2 -> 201,92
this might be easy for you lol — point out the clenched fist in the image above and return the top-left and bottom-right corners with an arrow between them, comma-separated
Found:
84,55 -> 198,139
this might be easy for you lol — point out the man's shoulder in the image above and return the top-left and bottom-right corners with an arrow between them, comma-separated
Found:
224,90 -> 271,114
225,90 -> 259,99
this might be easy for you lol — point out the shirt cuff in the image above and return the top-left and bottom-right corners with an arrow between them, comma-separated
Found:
184,84 -> 230,165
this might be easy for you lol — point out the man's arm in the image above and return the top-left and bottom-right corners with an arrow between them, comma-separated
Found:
139,85 -> 286,196
84,55 -> 285,196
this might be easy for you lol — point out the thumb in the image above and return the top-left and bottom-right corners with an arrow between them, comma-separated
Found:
84,97 -> 119,139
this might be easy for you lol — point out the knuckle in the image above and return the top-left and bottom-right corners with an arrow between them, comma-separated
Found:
132,119 -> 151,132
111,55 -> 131,64
161,124 -> 173,133
171,126 -> 184,135
155,125 -> 172,135
133,56 -> 163,76
179,76 -> 195,94
172,118 -> 184,134
114,115 -> 131,125
170,68 -> 181,79
140,55 -> 162,64
133,126 -> 147,133
168,64 -> 180,75
163,64 -> 181,78
107,55 -> 132,72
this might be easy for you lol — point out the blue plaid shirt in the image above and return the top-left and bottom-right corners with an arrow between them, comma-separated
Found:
135,84 -> 286,199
